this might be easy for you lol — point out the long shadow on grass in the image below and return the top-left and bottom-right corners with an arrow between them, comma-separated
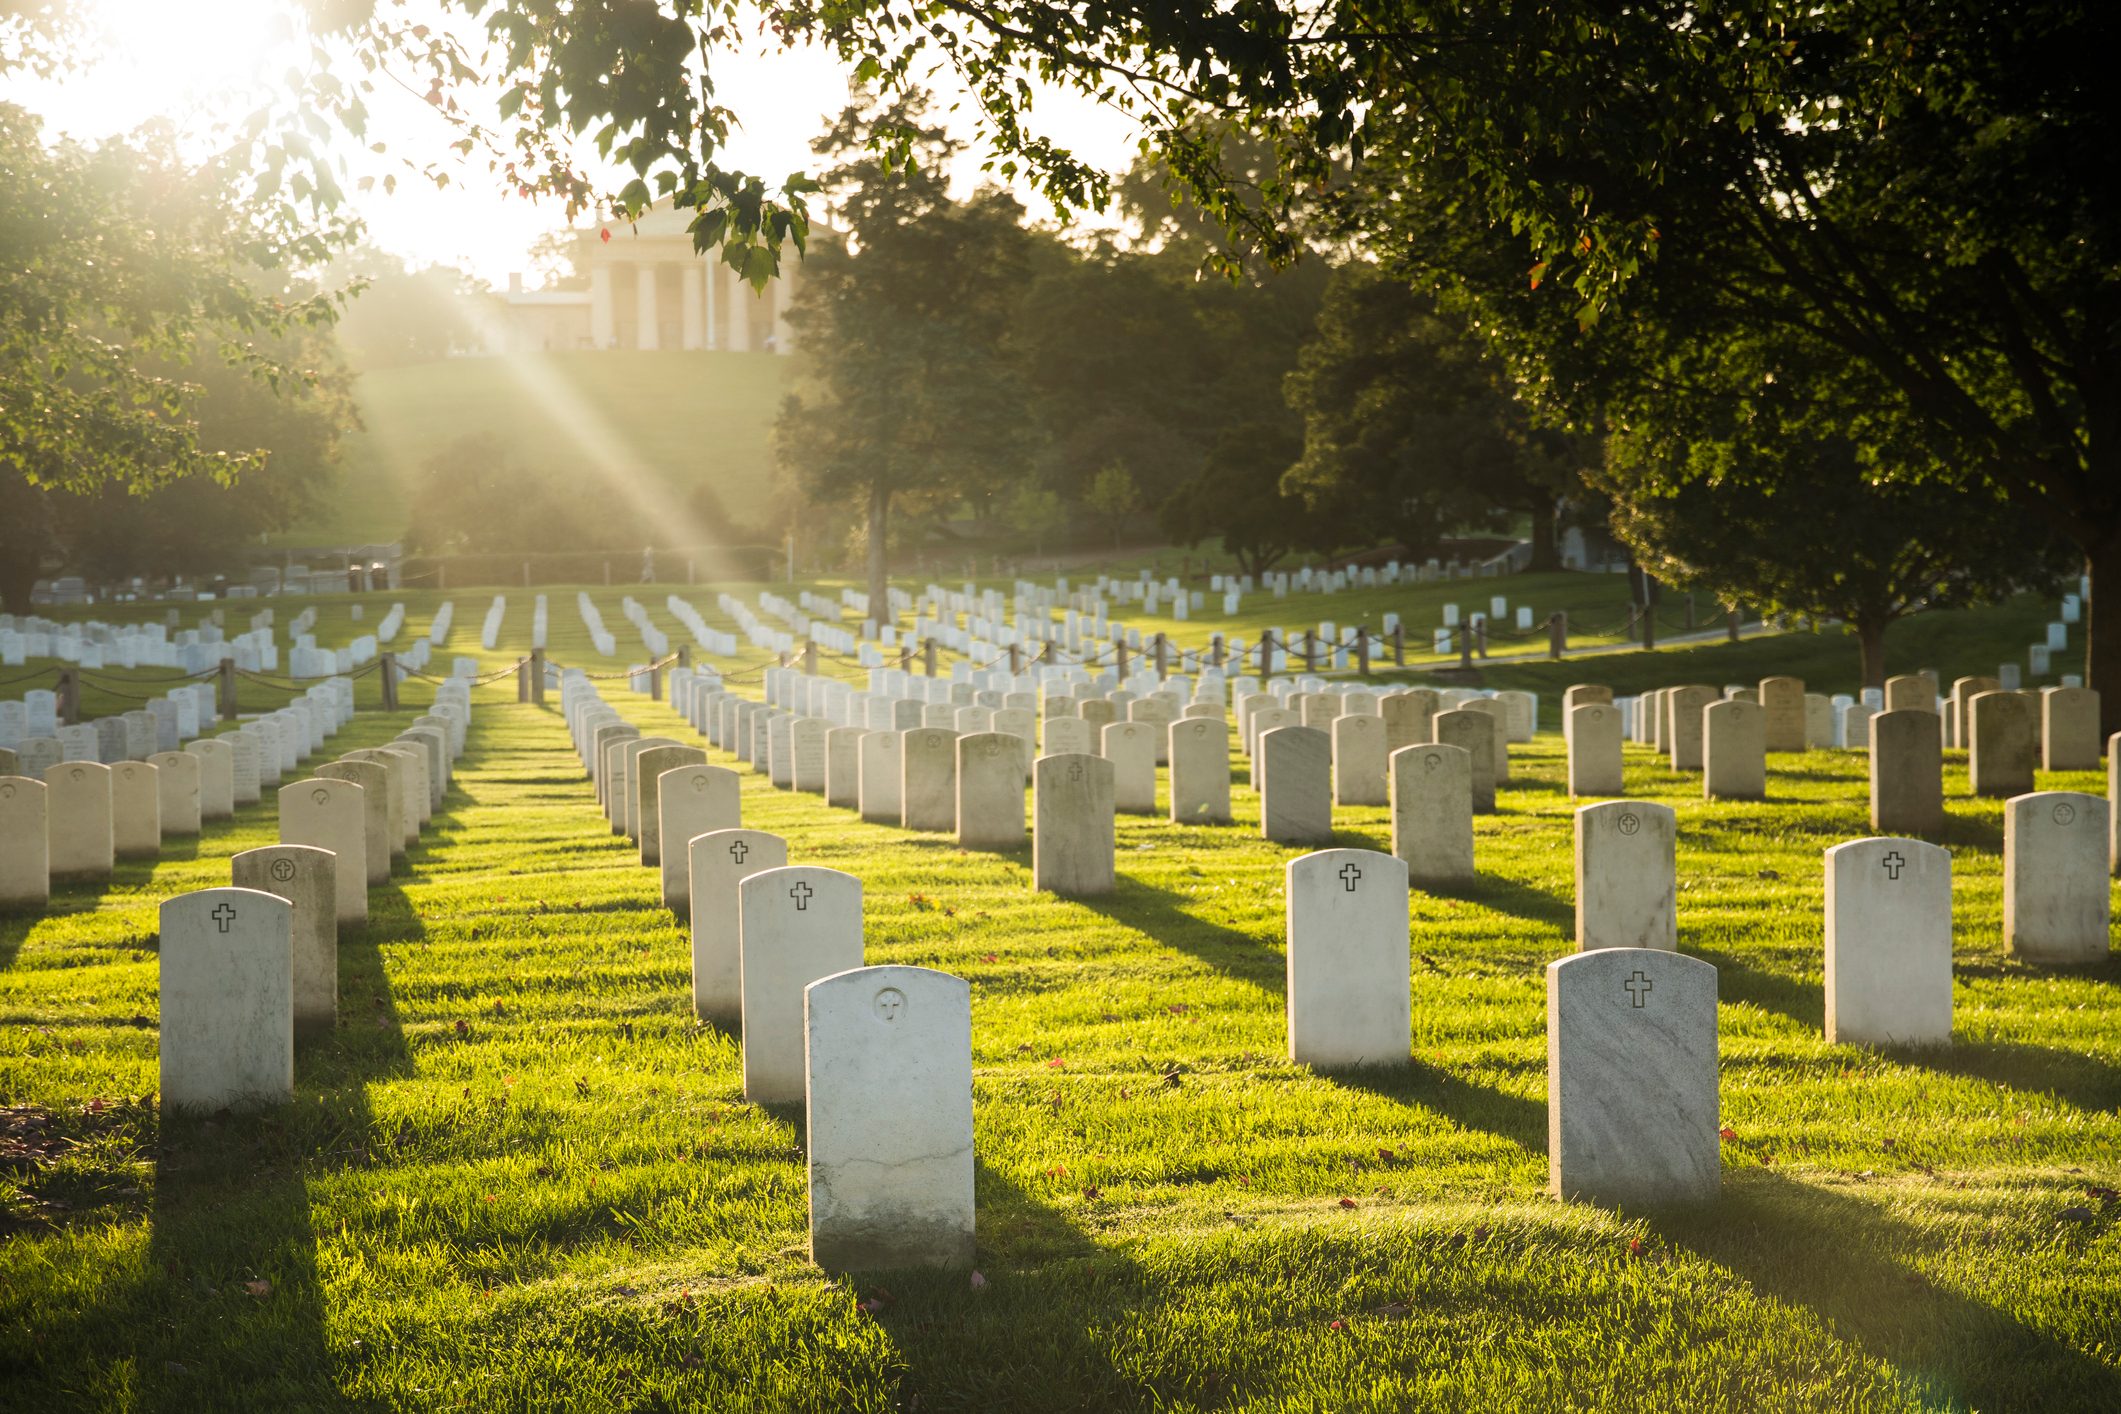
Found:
125,905 -> 417,1407
1081,880 -> 1283,989
1331,1058 -> 1547,1153
1654,1172 -> 2121,1409
1425,872 -> 1575,936
1688,945 -> 1823,1031
846,1167 -> 1164,1411
1904,1038 -> 2121,1114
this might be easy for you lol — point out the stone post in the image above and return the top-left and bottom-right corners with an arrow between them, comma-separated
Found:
1550,612 -> 1568,660
530,648 -> 546,705
219,657 -> 239,721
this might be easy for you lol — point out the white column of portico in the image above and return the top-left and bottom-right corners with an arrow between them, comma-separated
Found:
680,261 -> 704,350
723,262 -> 751,353
635,261 -> 660,351
704,258 -> 720,349
589,263 -> 615,348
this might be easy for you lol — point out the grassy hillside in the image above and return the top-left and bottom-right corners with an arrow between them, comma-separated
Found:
2,671 -> 2116,1406
281,352 -> 792,548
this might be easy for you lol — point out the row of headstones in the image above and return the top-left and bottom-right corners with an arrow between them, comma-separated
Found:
0,611 -> 275,674
0,681 -> 360,909
561,676 -> 973,1267
596,666 -> 1719,1223
1,680 -> 221,761
153,685 -> 474,1112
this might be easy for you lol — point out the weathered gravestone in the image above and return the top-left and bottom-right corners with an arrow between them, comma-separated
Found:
1168,718 -> 1232,824
1547,948 -> 1719,1205
2004,791 -> 2110,963
621,737 -> 682,839
1825,838 -> 1951,1047
1969,691 -> 2037,798
379,744 -> 431,838
1431,709 -> 1497,813
858,731 -> 903,824
1567,703 -> 1624,798
159,887 -> 293,1113
636,744 -> 708,867
768,714 -> 798,790
805,964 -> 975,1271
689,828 -> 787,1022
900,728 -> 959,832
1389,743 -> 1474,886
1759,676 -> 1807,752
826,727 -> 865,810
1285,848 -> 1411,1069
399,727 -> 449,809
1245,707 -> 1297,790
231,844 -> 338,1040
957,732 -> 1026,849
0,776 -> 48,910
1575,800 -> 1677,952
1381,689 -> 1439,755
1884,675 -> 1933,714
1662,685 -> 1718,773
1869,710 -> 1944,835
1463,698 -> 1512,783
1330,714 -> 1389,807
1033,753 -> 1116,896
315,760 -> 393,885
227,731 -> 261,806
657,764 -> 742,916
145,751 -> 201,837
109,761 -> 160,859
1089,721 -> 1149,815
188,738 -> 235,821
45,761 -> 113,881
1259,724 -> 1332,845
739,865 -> 863,1104
1039,716 -> 1092,759
1703,699 -> 1767,802
1949,675 -> 2001,750
792,718 -> 831,794
280,778 -> 368,927
2041,686 -> 2101,771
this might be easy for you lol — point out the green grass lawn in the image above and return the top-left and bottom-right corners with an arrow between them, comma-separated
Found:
3,642 -> 2117,1407
281,351 -> 791,548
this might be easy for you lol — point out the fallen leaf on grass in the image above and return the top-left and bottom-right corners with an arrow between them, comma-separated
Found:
1718,1126 -> 1738,1142
1338,1197 -> 1358,1209
242,1279 -> 272,1298
969,1270 -> 987,1290
2058,1206 -> 2096,1224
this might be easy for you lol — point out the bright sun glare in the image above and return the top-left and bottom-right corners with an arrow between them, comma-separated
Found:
55,0 -> 295,135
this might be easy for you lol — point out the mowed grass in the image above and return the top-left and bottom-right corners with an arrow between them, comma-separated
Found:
3,659 -> 2119,1410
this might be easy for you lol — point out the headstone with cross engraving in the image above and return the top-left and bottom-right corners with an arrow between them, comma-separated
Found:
1547,947 -> 1719,1205
688,828 -> 788,1022
1869,709 -> 1944,835
657,764 -> 742,915
0,775 -> 48,910
955,732 -> 1026,849
805,964 -> 975,1270
279,777 -> 368,926
858,730 -> 904,824
900,727 -> 959,832
739,865 -> 863,1105
1330,713 -> 1389,808
1567,703 -> 1624,798
159,887 -> 294,1113
1259,724 -> 1333,845
635,744 -> 708,867
1970,690 -> 2037,797
1033,753 -> 1115,896
231,844 -> 338,1040
315,760 -> 394,885
187,738 -> 235,821
1388,743 -> 1475,885
2040,686 -> 2101,771
1041,715 -> 1094,759
44,761 -> 113,881
1703,698 -> 1767,801
2004,791 -> 2111,963
1825,838 -> 1951,1046
1575,800 -> 1677,952
1169,717 -> 1232,824
1381,688 -> 1440,755
1285,848 -> 1411,1068
1430,709 -> 1497,813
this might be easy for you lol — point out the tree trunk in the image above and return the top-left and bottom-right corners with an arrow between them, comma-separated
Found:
867,480 -> 892,629
1855,613 -> 1889,691
2086,539 -> 2121,741
1526,497 -> 1561,571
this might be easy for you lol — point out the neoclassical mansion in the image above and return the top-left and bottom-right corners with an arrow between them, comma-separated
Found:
493,205 -> 798,355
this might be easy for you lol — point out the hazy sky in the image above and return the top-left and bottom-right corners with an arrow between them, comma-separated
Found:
21,0 -> 1141,286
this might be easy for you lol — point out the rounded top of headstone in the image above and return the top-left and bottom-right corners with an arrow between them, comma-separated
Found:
1546,944 -> 1717,988
1825,836 -> 1948,871
805,963 -> 968,1020
1576,799 -> 1674,834
2005,789 -> 2104,827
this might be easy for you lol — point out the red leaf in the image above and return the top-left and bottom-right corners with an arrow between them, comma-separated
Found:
600,228 -> 612,243
1718,1126 -> 1738,1142
1338,1197 -> 1358,1209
